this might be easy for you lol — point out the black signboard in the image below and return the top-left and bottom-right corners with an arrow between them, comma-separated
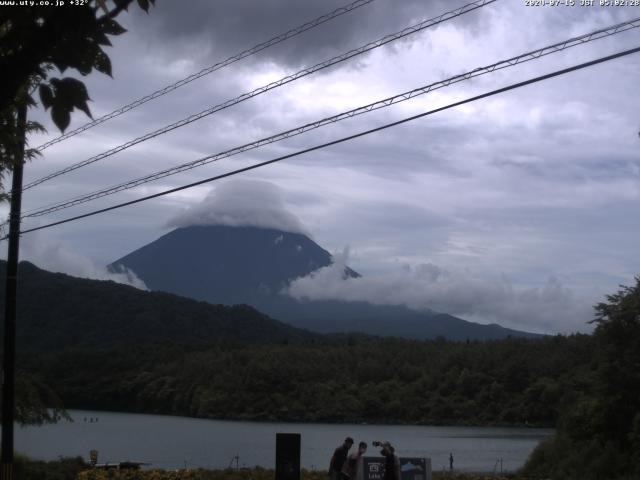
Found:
363,457 -> 431,480
275,433 -> 301,480
363,457 -> 385,480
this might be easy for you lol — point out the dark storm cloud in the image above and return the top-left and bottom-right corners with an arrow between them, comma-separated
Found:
126,0 -> 623,73
129,0 -> 461,69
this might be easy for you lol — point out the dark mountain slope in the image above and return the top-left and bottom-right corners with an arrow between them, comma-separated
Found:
269,299 -> 539,340
110,225 -> 358,305
0,260 -> 320,352
110,225 -> 541,340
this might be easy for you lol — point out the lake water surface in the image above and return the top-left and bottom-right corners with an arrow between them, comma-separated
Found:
16,410 -> 553,473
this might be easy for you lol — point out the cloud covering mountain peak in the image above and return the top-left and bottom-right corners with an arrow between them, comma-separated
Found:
167,180 -> 308,235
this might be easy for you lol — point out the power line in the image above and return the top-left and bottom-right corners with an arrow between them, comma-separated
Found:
23,0 -> 496,191
10,45 -> 640,240
20,17 -> 640,220
20,15 -> 638,217
33,0 -> 376,152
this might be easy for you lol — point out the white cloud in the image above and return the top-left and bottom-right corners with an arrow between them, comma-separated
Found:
12,2 -> 639,336
286,251 -> 594,335
15,231 -> 147,290
166,179 -> 308,235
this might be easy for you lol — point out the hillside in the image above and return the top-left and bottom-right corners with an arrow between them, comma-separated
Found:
110,225 -> 541,341
110,225 -> 359,306
0,262 -> 592,427
0,260 -> 320,351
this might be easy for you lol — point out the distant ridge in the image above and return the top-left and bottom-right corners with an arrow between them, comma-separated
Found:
110,225 -> 541,341
0,260 -> 321,352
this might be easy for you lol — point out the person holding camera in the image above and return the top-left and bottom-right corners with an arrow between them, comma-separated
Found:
341,441 -> 367,480
373,441 -> 401,480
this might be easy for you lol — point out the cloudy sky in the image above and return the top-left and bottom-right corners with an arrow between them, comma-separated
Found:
4,0 -> 640,334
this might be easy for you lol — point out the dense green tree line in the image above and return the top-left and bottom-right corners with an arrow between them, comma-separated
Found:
523,278 -> 640,479
24,334 -> 592,427
8,261 -> 640,476
1,260 -> 319,425
14,455 -> 86,480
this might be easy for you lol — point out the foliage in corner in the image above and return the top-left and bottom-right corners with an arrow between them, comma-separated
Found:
15,455 -> 86,480
16,371 -> 71,425
0,370 -> 70,425
0,0 -> 155,195
523,277 -> 640,479
0,0 -> 155,423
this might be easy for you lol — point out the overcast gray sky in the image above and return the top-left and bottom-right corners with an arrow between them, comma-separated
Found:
5,0 -> 640,334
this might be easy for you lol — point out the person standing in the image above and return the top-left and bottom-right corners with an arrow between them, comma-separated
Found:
329,437 -> 354,480
449,452 -> 454,472
374,441 -> 400,480
341,441 -> 367,480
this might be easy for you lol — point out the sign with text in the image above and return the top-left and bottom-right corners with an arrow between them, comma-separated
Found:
363,457 -> 431,480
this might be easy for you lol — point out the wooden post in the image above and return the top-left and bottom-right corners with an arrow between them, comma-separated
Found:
1,102 -> 27,480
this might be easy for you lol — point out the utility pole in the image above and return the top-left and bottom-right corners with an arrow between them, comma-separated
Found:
1,102 -> 27,480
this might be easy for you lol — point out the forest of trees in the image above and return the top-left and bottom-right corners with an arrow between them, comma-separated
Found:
23,334 -> 592,427
4,261 -> 640,477
522,278 -> 640,479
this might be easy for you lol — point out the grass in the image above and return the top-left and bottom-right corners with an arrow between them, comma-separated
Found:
13,457 -> 540,480
76,467 -> 530,480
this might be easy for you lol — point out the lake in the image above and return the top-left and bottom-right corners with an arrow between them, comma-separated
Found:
15,410 -> 553,473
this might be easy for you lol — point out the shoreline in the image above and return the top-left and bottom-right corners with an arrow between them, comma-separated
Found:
62,408 -> 556,430
18,410 -> 549,473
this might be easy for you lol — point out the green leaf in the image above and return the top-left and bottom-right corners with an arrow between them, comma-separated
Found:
93,50 -> 112,77
76,59 -> 93,76
137,0 -> 150,12
67,42 -> 97,76
39,84 -> 54,110
49,77 -> 93,122
93,31 -> 112,47
26,121 -> 46,135
51,104 -> 71,132
76,100 -> 93,119
25,93 -> 37,108
50,42 -> 87,75
65,78 -> 90,100
57,77 -> 90,104
61,78 -> 92,117
102,19 -> 126,36
25,148 -> 42,161
113,0 -> 132,10
52,61 -> 69,74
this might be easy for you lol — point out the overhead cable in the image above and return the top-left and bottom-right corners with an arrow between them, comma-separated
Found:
9,45 -> 640,240
33,0 -> 377,151
20,17 -> 640,219
23,0 -> 496,190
